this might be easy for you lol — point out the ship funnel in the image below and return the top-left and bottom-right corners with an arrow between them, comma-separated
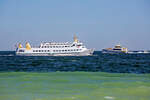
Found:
26,42 -> 31,50
18,43 -> 23,48
122,48 -> 128,53
74,35 -> 78,43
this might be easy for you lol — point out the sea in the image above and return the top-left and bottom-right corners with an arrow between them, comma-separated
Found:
0,51 -> 150,100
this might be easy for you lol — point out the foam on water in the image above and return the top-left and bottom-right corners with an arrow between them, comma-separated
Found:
0,54 -> 14,56
104,96 -> 115,100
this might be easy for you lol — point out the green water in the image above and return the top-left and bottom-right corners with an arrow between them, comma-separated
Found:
0,72 -> 150,100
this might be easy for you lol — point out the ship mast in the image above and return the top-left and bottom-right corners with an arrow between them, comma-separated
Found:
73,35 -> 78,43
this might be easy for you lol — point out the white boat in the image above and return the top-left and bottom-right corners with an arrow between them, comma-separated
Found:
128,50 -> 150,54
16,35 -> 94,56
102,44 -> 128,54
143,50 -> 150,54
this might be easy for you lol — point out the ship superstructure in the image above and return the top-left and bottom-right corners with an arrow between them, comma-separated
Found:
16,35 -> 94,56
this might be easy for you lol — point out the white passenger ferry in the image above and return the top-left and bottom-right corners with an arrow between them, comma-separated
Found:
16,35 -> 94,56
102,44 -> 128,54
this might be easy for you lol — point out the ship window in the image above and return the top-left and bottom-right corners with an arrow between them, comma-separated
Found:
65,50 -> 67,51
44,46 -> 46,48
19,50 -> 24,52
62,50 -> 64,52
53,46 -> 55,48
48,50 -> 50,52
39,50 -> 41,52
36,50 -> 38,52
113,49 -> 121,50
77,44 -> 81,46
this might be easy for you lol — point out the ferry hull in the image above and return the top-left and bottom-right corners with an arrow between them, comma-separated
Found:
16,49 -> 94,56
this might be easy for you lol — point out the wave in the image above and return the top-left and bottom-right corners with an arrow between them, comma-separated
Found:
0,54 -> 14,56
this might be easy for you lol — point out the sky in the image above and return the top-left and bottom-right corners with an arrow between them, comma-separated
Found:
0,0 -> 150,51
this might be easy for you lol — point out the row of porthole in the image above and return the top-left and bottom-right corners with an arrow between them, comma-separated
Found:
33,49 -> 82,52
33,50 -> 50,52
53,49 -> 82,52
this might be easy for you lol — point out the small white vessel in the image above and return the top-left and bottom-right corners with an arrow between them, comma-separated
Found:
128,50 -> 150,54
143,50 -> 150,54
16,35 -> 94,56
102,44 -> 128,54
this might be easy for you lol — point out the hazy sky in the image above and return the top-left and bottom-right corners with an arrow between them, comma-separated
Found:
0,0 -> 150,50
